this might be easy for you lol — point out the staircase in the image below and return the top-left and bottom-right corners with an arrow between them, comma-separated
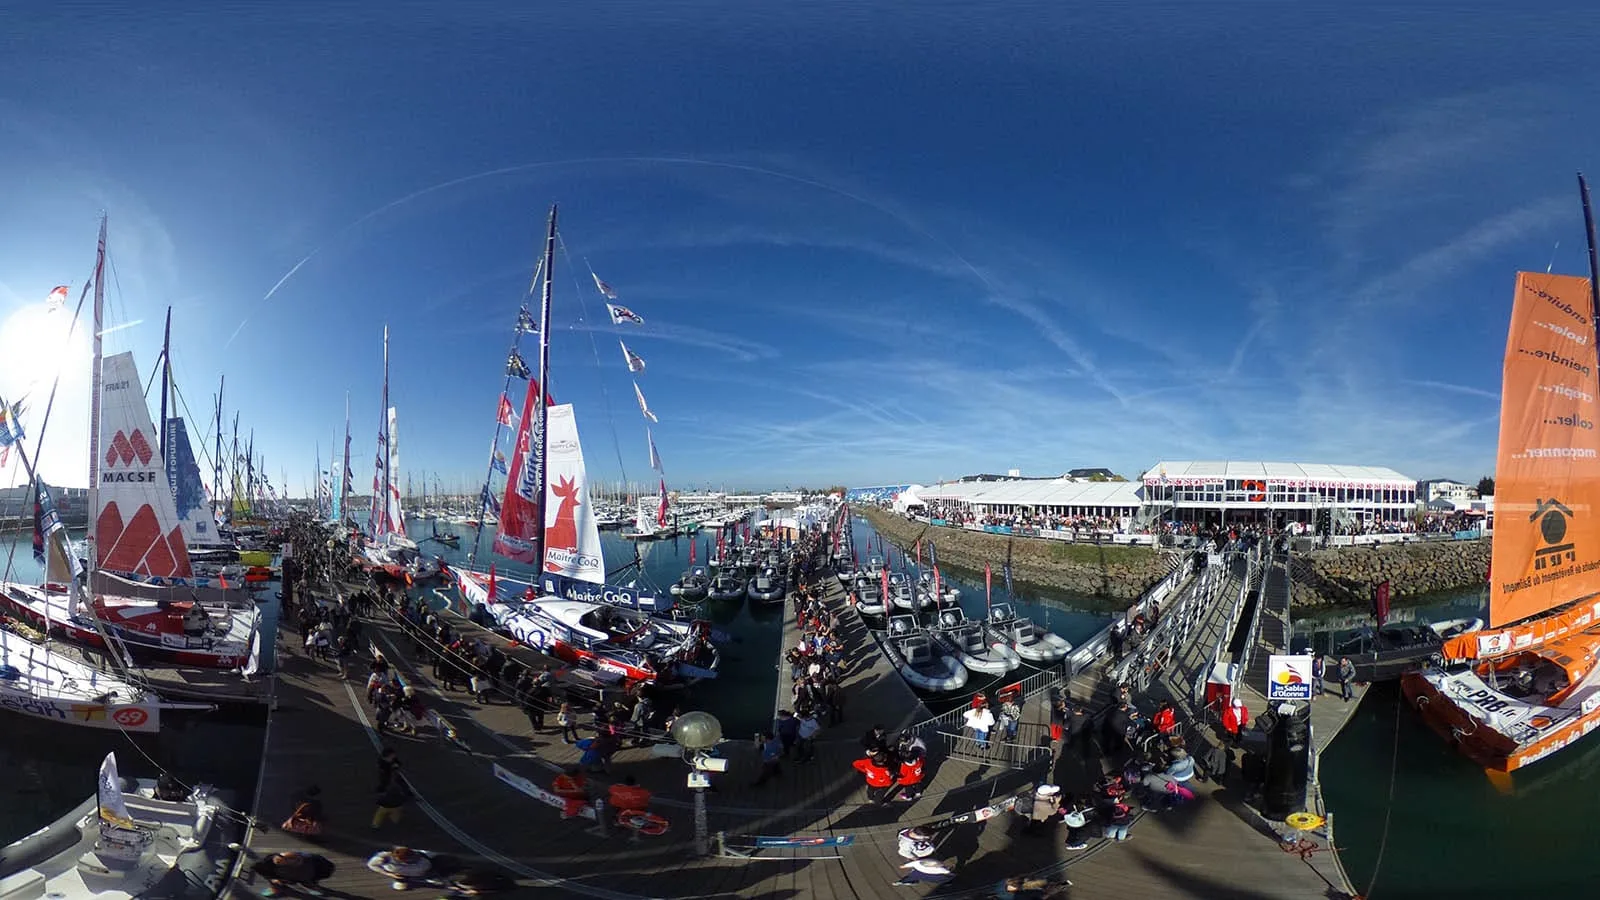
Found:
1244,556 -> 1293,699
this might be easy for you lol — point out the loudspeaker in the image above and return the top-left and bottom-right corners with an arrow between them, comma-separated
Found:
1262,703 -> 1311,818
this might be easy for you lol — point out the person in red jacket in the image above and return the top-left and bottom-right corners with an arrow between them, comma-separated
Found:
1152,701 -> 1178,736
893,751 -> 925,801
1221,698 -> 1249,747
853,751 -> 896,804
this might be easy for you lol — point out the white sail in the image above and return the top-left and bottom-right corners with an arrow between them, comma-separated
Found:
96,352 -> 192,578
96,752 -> 135,829
386,407 -> 404,536
542,404 -> 604,582
241,626 -> 261,677
635,495 -> 655,535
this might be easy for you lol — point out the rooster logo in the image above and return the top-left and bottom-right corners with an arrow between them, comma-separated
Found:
545,476 -> 582,567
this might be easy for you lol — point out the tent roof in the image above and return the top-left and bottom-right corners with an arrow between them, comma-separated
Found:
1141,460 -> 1414,485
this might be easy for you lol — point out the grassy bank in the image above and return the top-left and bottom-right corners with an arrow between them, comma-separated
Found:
857,505 -> 1171,600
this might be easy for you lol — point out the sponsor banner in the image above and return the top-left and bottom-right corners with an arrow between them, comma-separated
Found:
1491,273 -> 1600,627
492,762 -> 598,821
1267,654 -> 1315,701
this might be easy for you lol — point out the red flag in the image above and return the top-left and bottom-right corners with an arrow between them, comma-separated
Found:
1374,580 -> 1391,629
881,565 -> 889,606
496,393 -> 516,425
690,540 -> 697,563
488,564 -> 497,604
933,566 -> 941,606
985,563 -> 992,614
915,539 -> 922,569
656,478 -> 669,528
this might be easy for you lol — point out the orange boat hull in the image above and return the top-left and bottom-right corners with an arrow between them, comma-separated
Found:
1402,670 -> 1600,772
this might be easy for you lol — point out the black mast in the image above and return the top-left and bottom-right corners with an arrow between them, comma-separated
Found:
158,306 -> 171,459
531,204 -> 558,574
1580,173 -> 1600,330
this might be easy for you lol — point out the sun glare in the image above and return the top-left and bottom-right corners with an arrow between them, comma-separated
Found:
0,304 -> 92,404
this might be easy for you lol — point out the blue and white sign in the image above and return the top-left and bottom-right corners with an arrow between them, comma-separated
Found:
1267,654 -> 1315,701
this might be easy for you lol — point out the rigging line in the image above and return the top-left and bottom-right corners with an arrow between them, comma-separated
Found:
555,233 -> 630,489
1365,690 -> 1404,899
471,255 -> 544,563
0,264 -> 97,583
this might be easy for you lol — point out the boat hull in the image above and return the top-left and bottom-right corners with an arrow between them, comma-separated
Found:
0,587 -> 254,669
1402,667 -> 1600,772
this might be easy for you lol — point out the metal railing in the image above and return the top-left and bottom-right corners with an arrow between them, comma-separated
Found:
910,664 -> 1065,769
1061,550 -> 1193,679
1191,543 -> 1262,707
1231,545 -> 1276,691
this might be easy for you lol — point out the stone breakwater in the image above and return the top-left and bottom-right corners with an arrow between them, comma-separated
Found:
1286,538 -> 1491,608
858,507 -> 1175,601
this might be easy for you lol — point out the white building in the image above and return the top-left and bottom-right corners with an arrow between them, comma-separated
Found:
1141,461 -> 1417,527
1417,479 -> 1479,503
919,478 -> 1142,522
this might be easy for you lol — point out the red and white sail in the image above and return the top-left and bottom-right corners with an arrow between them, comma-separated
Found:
493,377 -> 545,564
385,406 -> 405,536
542,404 -> 604,581
96,351 -> 192,578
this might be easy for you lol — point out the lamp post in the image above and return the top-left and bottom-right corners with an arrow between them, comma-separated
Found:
670,711 -> 723,857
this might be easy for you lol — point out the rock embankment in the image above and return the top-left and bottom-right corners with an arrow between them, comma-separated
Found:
1286,539 -> 1490,608
858,507 -> 1175,601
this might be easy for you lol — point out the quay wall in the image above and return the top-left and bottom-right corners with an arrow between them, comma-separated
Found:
858,506 -> 1490,609
858,506 -> 1173,600
1287,538 -> 1490,608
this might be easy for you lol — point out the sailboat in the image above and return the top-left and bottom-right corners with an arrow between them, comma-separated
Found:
0,221 -> 260,670
358,328 -> 440,581
1403,175 -> 1600,772
450,206 -> 721,681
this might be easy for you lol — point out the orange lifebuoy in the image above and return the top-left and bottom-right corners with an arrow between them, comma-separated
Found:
617,809 -> 670,836
1243,480 -> 1266,502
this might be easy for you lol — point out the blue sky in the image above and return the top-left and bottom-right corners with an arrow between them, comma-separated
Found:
1,3 -> 1596,493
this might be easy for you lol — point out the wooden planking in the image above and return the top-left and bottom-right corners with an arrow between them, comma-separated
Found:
233,567 -> 1360,900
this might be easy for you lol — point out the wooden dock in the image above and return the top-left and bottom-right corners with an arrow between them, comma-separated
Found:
226,562 -> 1365,899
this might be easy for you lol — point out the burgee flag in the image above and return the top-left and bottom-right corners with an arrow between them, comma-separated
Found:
608,303 -> 644,326
633,381 -> 658,423
620,340 -> 646,373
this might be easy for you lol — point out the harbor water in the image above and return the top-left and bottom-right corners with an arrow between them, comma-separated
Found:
1315,584 -> 1600,898
0,535 -> 267,849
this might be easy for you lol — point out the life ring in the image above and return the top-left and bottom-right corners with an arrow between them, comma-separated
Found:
616,809 -> 670,836
1243,480 -> 1266,502
1285,812 -> 1324,831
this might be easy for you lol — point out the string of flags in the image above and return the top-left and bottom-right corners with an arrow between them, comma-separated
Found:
590,267 -> 670,481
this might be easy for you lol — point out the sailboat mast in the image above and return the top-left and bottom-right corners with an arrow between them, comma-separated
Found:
246,430 -> 255,516
341,392 -> 350,525
1580,172 -> 1600,330
86,216 -> 107,586
214,376 -> 224,527
531,204 -> 558,575
228,411 -> 239,525
374,325 -> 391,538
157,306 -> 171,459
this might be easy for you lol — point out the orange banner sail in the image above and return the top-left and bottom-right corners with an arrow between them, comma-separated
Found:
1490,272 -> 1600,627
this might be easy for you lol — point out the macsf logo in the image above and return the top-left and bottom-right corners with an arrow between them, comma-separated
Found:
102,429 -> 159,482
1531,498 -> 1577,571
